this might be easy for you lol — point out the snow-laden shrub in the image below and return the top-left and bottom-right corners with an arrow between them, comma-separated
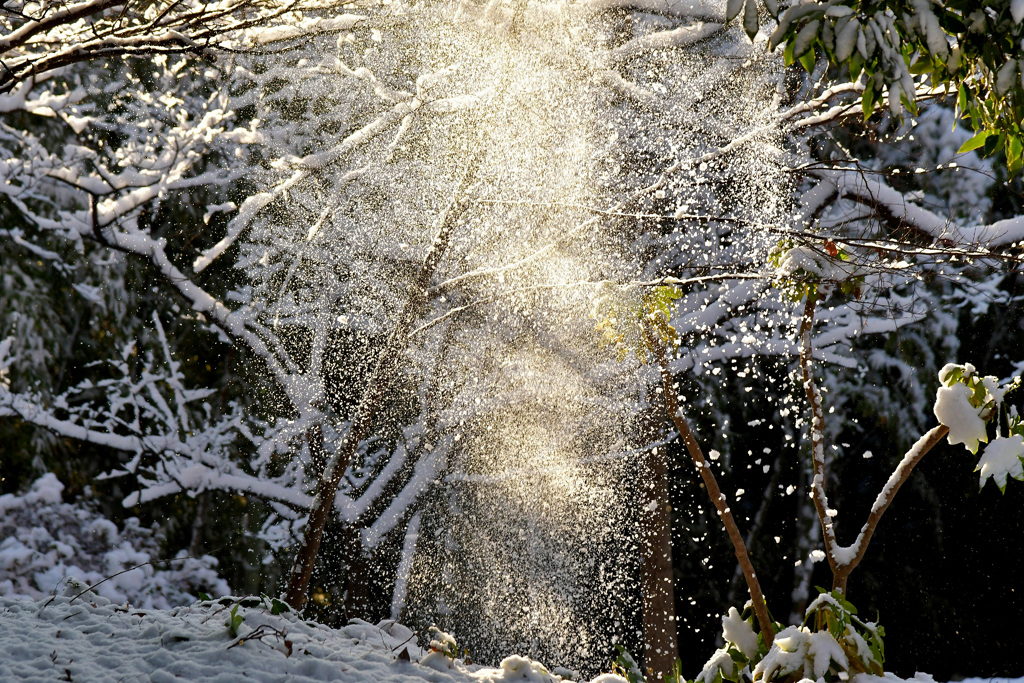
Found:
697,592 -> 884,683
0,473 -> 229,607
932,363 -> 1024,491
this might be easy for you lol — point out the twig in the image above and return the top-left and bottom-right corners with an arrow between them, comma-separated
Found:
64,555 -> 204,605
797,295 -> 842,582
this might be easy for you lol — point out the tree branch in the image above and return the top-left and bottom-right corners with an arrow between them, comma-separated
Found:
797,294 -> 844,583
645,326 -> 775,647
830,424 -> 948,592
284,153 -> 482,610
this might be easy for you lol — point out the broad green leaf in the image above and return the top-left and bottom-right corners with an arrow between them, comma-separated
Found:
958,131 -> 992,154
984,132 -> 1004,156
1008,135 -> 1023,174
799,48 -> 816,72
862,79 -> 877,120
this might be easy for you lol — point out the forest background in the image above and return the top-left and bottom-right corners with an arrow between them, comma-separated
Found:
1,0 -> 1024,681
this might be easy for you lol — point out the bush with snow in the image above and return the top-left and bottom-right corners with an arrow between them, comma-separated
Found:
0,473 -> 229,607
697,592 -> 884,683
932,363 -> 1024,492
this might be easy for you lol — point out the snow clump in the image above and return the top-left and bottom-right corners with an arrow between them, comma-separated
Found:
933,381 -> 988,453
975,435 -> 1024,490
722,606 -> 759,659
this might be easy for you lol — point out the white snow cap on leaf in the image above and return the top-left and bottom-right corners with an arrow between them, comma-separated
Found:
722,606 -> 759,659
933,382 -> 988,453
976,434 -> 1024,489
753,626 -> 809,682
1012,0 -> 1024,24
807,630 -> 848,679
696,647 -> 736,683
938,362 -> 974,384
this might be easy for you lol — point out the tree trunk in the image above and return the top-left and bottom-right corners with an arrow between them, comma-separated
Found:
646,327 -> 775,648
640,444 -> 679,679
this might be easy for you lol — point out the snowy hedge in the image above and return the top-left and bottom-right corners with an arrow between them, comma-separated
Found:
0,473 -> 229,608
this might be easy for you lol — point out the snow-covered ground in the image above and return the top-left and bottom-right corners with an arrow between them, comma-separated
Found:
0,589 -> 611,683
2,587 -> 1022,683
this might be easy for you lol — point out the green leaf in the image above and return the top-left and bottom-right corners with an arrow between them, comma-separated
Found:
1007,135 -> 1023,174
984,132 -> 1005,157
909,57 -> 933,75
849,53 -> 864,80
726,0 -> 744,22
831,589 -> 858,615
799,49 -> 816,73
862,79 -> 877,120
196,592 -> 211,602
743,0 -> 759,40
900,92 -> 919,117
792,19 -> 821,60
958,131 -> 992,154
271,598 -> 290,615
227,604 -> 243,638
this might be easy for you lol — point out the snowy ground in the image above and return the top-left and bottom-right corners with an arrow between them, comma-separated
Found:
0,588 -> 611,683
2,588 -> 1022,683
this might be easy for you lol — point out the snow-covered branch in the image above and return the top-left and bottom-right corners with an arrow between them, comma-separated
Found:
0,0 -> 361,94
813,167 -> 1024,248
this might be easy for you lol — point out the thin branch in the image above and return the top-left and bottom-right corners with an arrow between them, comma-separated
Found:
798,294 -> 843,580
830,424 -> 948,593
645,325 -> 775,647
285,152 -> 483,610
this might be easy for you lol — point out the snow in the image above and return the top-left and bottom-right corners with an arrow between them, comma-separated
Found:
611,22 -> 724,60
753,625 -> 809,681
1013,0 -> 1024,24
0,475 -> 229,609
807,630 -> 848,678
975,434 -> 1024,490
821,169 -> 1024,248
0,591 -> 621,683
933,382 -> 988,454
721,606 -> 758,659
696,647 -> 736,683
775,244 -> 852,282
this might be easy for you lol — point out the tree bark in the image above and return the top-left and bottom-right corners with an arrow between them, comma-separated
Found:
639,443 -> 679,679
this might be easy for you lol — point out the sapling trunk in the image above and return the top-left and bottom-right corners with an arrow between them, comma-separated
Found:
797,294 -> 950,596
645,327 -> 775,648
797,295 -> 843,583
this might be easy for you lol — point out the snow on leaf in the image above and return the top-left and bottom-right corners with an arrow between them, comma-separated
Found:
933,382 -> 988,453
753,626 -> 810,682
722,606 -> 759,659
976,434 -> 1024,490
807,630 -> 848,679
696,647 -> 736,683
